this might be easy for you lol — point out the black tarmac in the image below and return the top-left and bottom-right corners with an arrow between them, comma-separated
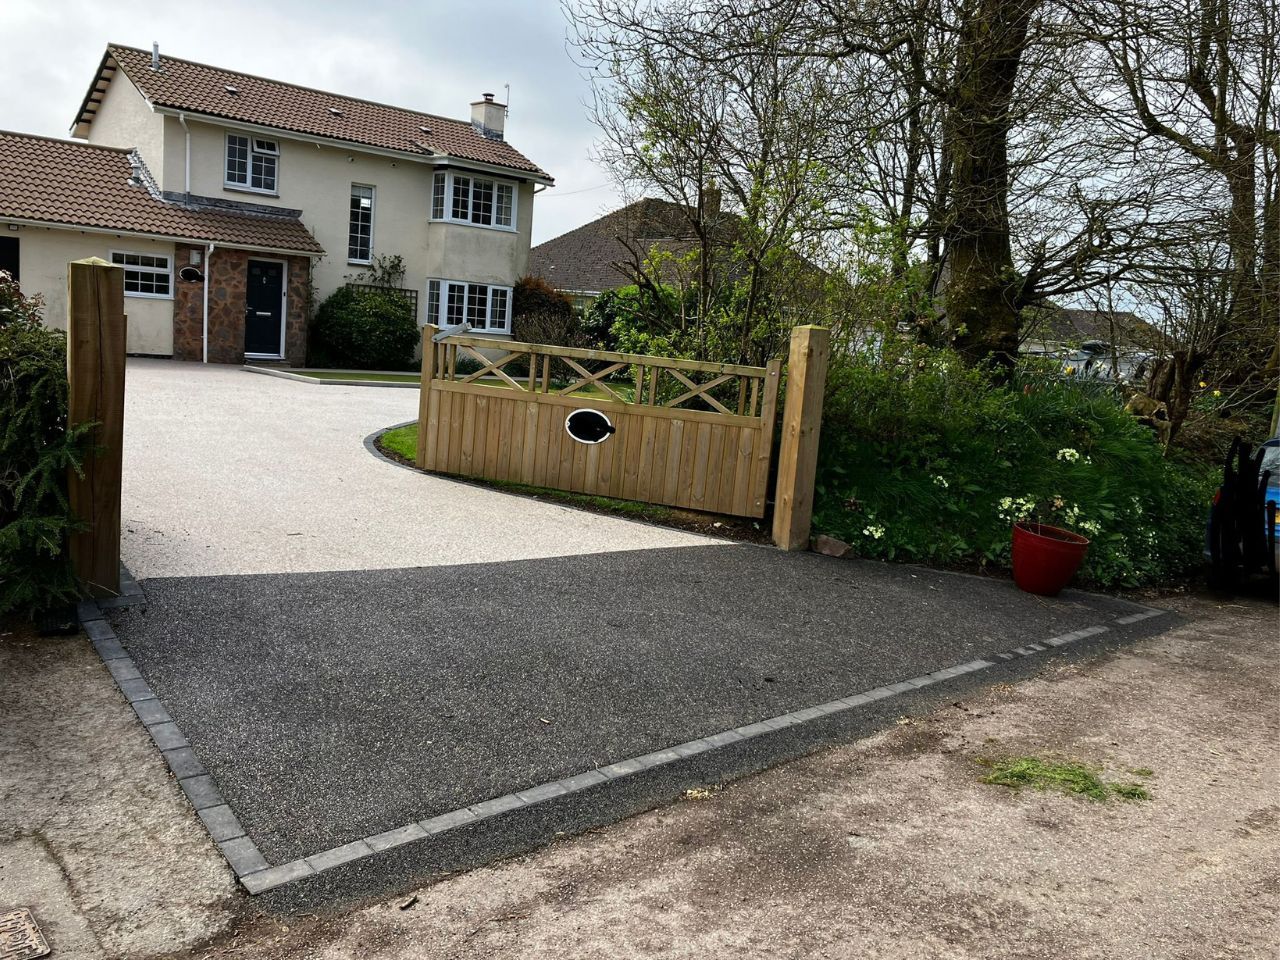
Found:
111,543 -> 1176,907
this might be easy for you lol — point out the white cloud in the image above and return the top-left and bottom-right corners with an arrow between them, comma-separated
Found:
0,0 -> 623,243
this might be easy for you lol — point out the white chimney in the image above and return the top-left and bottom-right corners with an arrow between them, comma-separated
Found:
151,41 -> 161,71
471,93 -> 506,141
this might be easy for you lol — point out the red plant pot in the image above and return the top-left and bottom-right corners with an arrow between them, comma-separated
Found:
1011,521 -> 1090,596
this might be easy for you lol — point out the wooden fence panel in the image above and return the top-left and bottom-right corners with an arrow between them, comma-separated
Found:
416,329 -> 782,518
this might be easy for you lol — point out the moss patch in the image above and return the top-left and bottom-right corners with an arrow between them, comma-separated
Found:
979,756 -> 1151,802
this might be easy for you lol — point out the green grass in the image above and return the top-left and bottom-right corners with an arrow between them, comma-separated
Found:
379,423 -> 418,461
375,422 -> 671,520
979,756 -> 1151,802
293,369 -> 421,383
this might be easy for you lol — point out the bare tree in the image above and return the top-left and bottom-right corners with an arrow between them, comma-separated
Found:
1075,0 -> 1279,416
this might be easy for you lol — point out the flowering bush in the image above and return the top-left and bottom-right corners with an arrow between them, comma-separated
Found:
812,344 -> 1214,589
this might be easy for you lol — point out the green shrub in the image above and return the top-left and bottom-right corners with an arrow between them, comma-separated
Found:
308,286 -> 417,370
812,344 -> 1215,589
0,273 -> 93,617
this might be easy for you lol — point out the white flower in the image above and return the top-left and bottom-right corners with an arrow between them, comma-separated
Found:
1056,448 -> 1081,462
933,475 -> 949,489
863,524 -> 886,539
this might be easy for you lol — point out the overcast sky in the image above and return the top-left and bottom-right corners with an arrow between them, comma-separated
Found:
0,0 -> 622,244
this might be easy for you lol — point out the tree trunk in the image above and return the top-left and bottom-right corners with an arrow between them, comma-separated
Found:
940,0 -> 1038,370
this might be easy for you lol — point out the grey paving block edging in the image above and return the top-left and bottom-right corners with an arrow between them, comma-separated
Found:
79,595 -> 264,882
81,595 -> 1168,897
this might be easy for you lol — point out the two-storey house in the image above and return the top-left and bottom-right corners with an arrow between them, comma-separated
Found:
0,43 -> 552,364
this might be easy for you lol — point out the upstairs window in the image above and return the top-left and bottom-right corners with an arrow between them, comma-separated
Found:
348,184 -> 374,263
425,279 -> 511,332
226,134 -> 278,193
430,171 -> 516,229
111,251 -> 171,298
432,172 -> 446,219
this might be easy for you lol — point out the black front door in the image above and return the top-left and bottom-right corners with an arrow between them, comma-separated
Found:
245,259 -> 284,356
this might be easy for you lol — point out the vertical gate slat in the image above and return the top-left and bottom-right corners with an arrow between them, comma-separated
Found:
619,415 -> 642,500
432,388 -> 451,470
732,428 -> 756,517
520,400 -> 539,480
499,396 -> 519,481
570,423 -> 589,492
703,424 -> 728,514
662,420 -> 685,504
635,416 -> 657,502
556,407 -> 575,489
690,423 -> 713,510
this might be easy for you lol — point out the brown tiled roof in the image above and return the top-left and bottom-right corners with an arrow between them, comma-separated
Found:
1024,305 -> 1165,350
529,199 -> 712,293
76,45 -> 551,182
0,132 -> 324,254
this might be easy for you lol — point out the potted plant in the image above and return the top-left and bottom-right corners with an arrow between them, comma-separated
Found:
1011,521 -> 1091,595
1000,496 -> 1092,596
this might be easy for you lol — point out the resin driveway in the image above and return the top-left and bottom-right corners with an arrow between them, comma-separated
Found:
120,360 -> 708,579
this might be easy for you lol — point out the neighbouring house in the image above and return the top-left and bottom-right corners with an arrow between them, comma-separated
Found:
0,43 -> 552,364
529,195 -> 834,337
529,196 -> 733,312
1020,304 -> 1168,382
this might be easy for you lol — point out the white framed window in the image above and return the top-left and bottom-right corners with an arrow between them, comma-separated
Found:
348,184 -> 375,263
429,171 -> 516,230
226,134 -> 278,193
110,250 -> 172,299
425,279 -> 511,332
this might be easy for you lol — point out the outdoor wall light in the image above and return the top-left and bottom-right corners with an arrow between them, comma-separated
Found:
565,408 -> 615,444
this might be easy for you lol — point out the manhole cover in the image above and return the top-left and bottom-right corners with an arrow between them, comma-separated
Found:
0,909 -> 50,960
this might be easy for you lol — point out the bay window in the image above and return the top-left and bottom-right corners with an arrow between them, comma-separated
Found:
426,279 -> 511,332
430,171 -> 515,229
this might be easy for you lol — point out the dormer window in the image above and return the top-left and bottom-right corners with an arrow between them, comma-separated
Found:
225,134 -> 278,193
430,171 -> 515,230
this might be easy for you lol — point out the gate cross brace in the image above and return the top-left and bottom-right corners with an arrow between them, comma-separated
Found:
664,369 -> 734,415
557,358 -> 628,401
456,346 -> 526,391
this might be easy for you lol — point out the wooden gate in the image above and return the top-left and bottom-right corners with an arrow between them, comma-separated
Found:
416,328 -> 782,518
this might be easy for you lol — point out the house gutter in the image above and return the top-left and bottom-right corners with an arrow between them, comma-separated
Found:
202,242 -> 215,363
151,106 -> 556,186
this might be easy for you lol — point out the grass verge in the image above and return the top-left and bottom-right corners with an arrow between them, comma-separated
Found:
979,756 -> 1152,801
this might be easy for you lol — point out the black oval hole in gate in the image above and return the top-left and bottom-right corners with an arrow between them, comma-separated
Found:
565,408 -> 616,444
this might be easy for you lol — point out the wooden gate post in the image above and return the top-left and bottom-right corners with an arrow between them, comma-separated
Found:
772,325 -> 831,551
416,324 -> 439,469
66,257 -> 126,597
